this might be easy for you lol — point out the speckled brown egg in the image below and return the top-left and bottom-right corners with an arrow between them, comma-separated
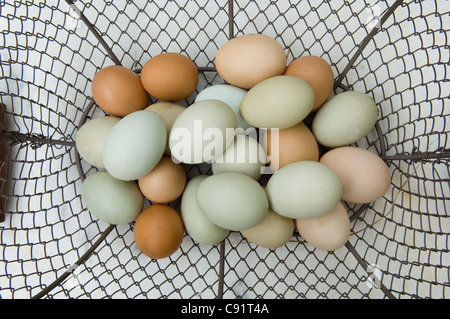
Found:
91,65 -> 149,117
138,156 -> 187,204
133,204 -> 184,259
284,55 -> 334,112
140,52 -> 199,101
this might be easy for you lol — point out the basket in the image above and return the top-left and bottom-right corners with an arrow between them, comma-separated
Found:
0,0 -> 449,299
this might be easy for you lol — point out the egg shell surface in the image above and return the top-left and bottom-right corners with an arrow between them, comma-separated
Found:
91,65 -> 149,117
195,84 -> 252,131
145,102 -> 185,155
266,161 -> 342,219
133,204 -> 184,259
81,171 -> 144,225
263,121 -> 319,172
215,33 -> 287,89
212,134 -> 267,181
169,99 -> 237,164
284,55 -> 334,111
241,208 -> 295,249
140,52 -> 199,101
75,115 -> 120,168
196,172 -> 269,231
102,110 -> 167,181
319,146 -> 391,204
239,75 -> 315,129
295,201 -> 350,251
312,91 -> 378,147
181,175 -> 230,245
138,156 -> 187,204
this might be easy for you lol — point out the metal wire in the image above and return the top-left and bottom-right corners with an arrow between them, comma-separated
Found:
0,0 -> 449,299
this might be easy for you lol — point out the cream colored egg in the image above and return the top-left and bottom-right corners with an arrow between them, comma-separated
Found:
241,208 -> 294,249
240,75 -> 315,130
319,146 -> 391,204
169,99 -> 237,164
76,115 -> 120,168
212,134 -> 267,181
295,201 -> 350,251
181,175 -> 230,245
145,102 -> 185,155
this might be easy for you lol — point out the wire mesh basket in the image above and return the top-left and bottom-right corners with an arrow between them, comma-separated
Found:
0,0 -> 449,299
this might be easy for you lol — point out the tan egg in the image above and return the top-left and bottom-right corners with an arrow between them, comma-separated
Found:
138,156 -> 187,204
263,121 -> 319,172
241,208 -> 295,249
215,33 -> 287,89
284,55 -> 334,112
145,102 -> 185,155
91,65 -> 149,117
295,201 -> 350,251
133,204 -> 184,259
140,52 -> 199,101
319,146 -> 391,204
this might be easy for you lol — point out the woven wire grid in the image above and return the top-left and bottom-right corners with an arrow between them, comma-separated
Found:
0,0 -> 449,299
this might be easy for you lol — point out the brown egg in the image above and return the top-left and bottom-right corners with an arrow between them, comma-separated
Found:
91,65 -> 149,117
138,156 -> 187,204
140,52 -> 199,101
263,121 -> 319,172
284,55 -> 334,111
134,204 -> 184,259
319,146 -> 391,204
295,201 -> 350,251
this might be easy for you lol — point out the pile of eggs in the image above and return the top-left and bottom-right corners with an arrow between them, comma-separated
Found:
76,33 -> 391,259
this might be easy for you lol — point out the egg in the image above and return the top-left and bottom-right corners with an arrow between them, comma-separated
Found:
212,134 -> 267,181
284,55 -> 334,112
102,110 -> 166,181
81,171 -> 144,225
295,201 -> 350,251
91,65 -> 149,117
319,146 -> 391,204
196,172 -> 269,231
195,84 -> 252,131
169,99 -> 237,164
75,115 -> 120,168
241,207 -> 295,249
265,161 -> 342,220
133,204 -> 184,259
145,102 -> 185,155
140,52 -> 199,101
311,90 -> 378,147
138,156 -> 187,204
239,75 -> 315,130
263,121 -> 319,172
215,33 -> 287,89
181,175 -> 230,245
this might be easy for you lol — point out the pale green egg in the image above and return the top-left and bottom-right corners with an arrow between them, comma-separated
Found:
266,161 -> 342,220
195,84 -> 252,131
81,170 -> 144,225
102,110 -> 167,181
239,75 -> 315,130
196,172 -> 269,231
311,90 -> 378,147
181,175 -> 230,245
168,99 -> 237,164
